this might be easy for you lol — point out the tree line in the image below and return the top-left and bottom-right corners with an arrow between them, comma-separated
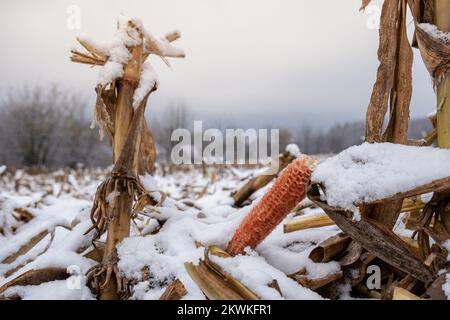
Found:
0,86 -> 433,169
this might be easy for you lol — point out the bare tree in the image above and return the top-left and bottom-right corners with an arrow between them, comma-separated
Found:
296,123 -> 313,154
0,85 -> 111,168
152,101 -> 193,162
278,128 -> 295,152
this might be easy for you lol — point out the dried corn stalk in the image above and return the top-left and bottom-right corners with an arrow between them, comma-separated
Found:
71,20 -> 184,175
232,149 -> 297,207
307,184 -> 435,284
363,0 -> 413,229
184,246 -> 259,300
408,0 -> 450,250
0,268 -> 69,297
70,18 -> 184,299
284,213 -> 335,233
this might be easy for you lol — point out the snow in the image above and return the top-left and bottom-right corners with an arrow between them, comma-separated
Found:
419,23 -> 450,42
117,201 -> 335,299
444,240 -> 450,260
444,274 -> 450,300
312,143 -> 450,209
352,207 -> 361,222
0,214 -> 69,263
0,163 -> 344,299
0,166 -> 6,175
257,214 -> 341,277
97,17 -> 142,86
133,62 -> 159,109
98,62 -> 124,86
428,110 -> 437,119
92,16 -> 183,88
115,176 -> 339,300
3,280 -> 95,300
140,173 -> 158,191
3,150 -> 444,299
210,253 -> 323,300
76,35 -> 110,56
285,144 -> 301,157
0,169 -> 102,297
130,18 -> 185,58
156,37 -> 185,57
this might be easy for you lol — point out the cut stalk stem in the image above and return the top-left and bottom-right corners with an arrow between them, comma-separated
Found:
232,152 -> 295,207
435,0 -> 450,233
294,271 -> 343,291
284,214 -> 335,233
99,38 -> 144,300
309,233 -> 352,263
159,279 -> 187,300
184,262 -> 244,300
392,286 -> 423,300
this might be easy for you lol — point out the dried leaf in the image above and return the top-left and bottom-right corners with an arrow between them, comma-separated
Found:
308,185 -> 435,284
184,262 -> 244,300
0,268 -> 69,295
159,279 -> 187,300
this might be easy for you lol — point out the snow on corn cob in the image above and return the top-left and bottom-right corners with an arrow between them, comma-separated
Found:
227,155 -> 316,256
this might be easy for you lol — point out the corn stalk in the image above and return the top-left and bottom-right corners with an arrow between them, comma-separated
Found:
70,19 -> 185,299
232,150 -> 297,207
435,0 -> 450,233
363,0 -> 413,229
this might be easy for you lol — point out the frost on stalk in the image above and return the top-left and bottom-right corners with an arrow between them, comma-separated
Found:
68,17 -> 186,299
70,16 -> 185,139
415,21 -> 450,87
312,143 -> 450,209
133,62 -> 159,109
97,17 -> 142,87
285,144 -> 301,157
419,23 -> 450,43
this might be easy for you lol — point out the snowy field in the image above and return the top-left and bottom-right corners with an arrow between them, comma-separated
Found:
0,161 -> 347,300
1,143 -> 450,300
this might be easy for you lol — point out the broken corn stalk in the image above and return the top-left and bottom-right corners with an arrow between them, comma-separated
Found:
227,156 -> 315,256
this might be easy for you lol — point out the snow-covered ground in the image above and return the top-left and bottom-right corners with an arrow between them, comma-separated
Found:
1,143 -> 449,300
312,143 -> 450,209
0,163 -> 344,300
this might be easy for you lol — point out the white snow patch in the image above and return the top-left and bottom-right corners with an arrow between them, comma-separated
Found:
1,161 -> 376,300
133,62 -> 158,109
140,173 -> 159,191
444,274 -> 450,300
443,240 -> 450,261
76,35 -> 110,55
286,144 -> 301,157
312,143 -> 450,209
97,16 -> 142,86
98,62 -> 124,87
3,280 -> 95,300
210,253 -> 323,300
419,23 -> 450,42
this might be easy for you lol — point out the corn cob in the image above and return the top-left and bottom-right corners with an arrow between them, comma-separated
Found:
227,156 -> 315,255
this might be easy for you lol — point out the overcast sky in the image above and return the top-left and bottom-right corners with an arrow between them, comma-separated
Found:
0,0 -> 437,130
